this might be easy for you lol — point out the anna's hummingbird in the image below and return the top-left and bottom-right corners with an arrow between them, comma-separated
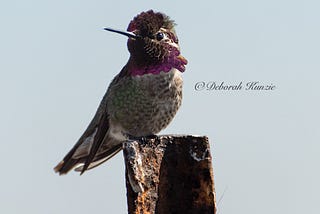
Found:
54,10 -> 187,175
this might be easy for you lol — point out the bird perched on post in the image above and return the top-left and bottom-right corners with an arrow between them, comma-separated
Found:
54,10 -> 188,175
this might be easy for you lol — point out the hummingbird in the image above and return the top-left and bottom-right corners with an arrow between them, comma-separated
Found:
54,10 -> 188,175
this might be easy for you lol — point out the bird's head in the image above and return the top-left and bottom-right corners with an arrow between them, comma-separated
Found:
105,10 -> 187,76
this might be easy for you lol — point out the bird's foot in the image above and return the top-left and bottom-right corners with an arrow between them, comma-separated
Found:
127,134 -> 159,144
140,135 -> 159,145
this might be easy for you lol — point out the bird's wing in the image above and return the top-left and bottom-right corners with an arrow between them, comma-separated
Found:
54,93 -> 114,175
54,66 -> 130,175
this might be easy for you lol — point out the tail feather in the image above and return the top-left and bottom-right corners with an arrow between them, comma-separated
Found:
54,145 -> 85,175
54,159 -> 80,175
75,143 -> 123,172
54,137 -> 123,175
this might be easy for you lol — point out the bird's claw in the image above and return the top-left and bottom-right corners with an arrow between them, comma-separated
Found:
127,134 -> 159,144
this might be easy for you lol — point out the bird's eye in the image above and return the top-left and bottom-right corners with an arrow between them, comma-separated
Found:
156,32 -> 164,41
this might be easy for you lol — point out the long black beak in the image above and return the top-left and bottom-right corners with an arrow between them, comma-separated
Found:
104,27 -> 139,39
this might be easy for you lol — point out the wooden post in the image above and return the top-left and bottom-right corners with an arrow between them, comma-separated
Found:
123,135 -> 216,214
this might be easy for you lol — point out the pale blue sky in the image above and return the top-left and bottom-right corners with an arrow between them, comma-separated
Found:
1,1 -> 319,213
